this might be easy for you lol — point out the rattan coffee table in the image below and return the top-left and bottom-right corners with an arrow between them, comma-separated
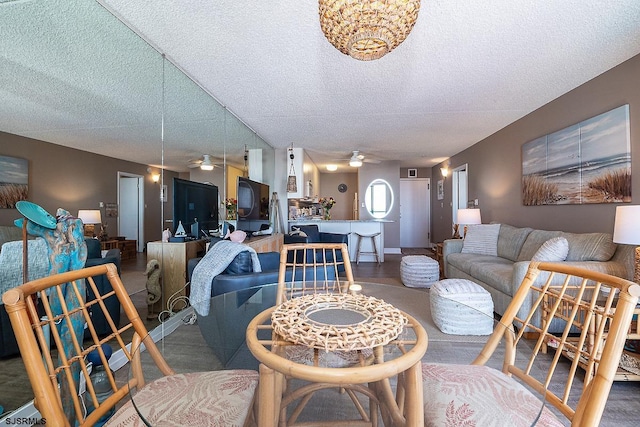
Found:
247,290 -> 427,427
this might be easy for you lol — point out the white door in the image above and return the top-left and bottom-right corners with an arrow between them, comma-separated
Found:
452,164 -> 468,224
118,173 -> 144,252
400,178 -> 431,248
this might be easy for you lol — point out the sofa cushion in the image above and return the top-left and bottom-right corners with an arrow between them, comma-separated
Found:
224,251 -> 254,275
561,232 -> 617,262
468,259 -> 516,296
85,238 -> 102,259
461,224 -> 500,256
517,230 -> 563,261
295,225 -> 320,242
531,237 -> 569,262
497,224 -> 533,262
446,252 -> 512,280
0,225 -> 24,249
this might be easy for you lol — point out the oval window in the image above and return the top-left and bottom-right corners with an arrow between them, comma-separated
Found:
364,179 -> 394,219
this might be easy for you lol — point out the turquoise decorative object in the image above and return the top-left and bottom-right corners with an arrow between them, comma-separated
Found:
19,206 -> 87,423
15,200 -> 56,229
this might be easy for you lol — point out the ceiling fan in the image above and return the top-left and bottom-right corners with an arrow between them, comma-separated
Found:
344,151 -> 381,167
187,154 -> 221,170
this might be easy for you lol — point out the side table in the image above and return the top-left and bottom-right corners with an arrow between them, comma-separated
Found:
435,242 -> 444,277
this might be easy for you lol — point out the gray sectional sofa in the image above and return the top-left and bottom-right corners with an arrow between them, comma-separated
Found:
442,224 -> 634,325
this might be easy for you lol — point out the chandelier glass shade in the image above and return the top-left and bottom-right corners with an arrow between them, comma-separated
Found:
319,0 -> 421,61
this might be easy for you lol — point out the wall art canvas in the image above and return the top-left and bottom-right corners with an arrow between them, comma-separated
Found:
522,104 -> 631,205
0,155 -> 28,208
437,180 -> 444,200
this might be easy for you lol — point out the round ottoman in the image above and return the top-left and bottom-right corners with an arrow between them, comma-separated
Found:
400,255 -> 440,288
430,279 -> 494,335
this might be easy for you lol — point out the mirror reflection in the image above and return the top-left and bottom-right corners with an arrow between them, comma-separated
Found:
0,0 -> 275,416
365,179 -> 394,219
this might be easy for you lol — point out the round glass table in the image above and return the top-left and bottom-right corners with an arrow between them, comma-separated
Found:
125,282 -> 549,426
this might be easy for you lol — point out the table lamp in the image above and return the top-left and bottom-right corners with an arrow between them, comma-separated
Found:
457,208 -> 482,238
613,205 -> 640,283
78,209 -> 102,238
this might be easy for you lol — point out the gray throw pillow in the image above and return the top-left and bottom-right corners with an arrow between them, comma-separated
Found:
531,237 -> 569,262
461,224 -> 500,256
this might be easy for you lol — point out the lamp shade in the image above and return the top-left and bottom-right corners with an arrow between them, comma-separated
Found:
457,208 -> 481,225
78,209 -> 102,225
613,205 -> 640,245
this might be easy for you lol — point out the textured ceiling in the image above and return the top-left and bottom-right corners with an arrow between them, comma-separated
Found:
2,1 -> 640,171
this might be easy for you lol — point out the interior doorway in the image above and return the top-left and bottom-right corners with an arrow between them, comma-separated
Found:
399,178 -> 431,248
118,172 -> 144,252
451,164 -> 468,225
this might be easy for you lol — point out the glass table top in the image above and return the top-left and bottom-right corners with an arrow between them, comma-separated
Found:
126,282 -> 549,426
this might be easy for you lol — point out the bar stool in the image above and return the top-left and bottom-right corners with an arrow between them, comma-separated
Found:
355,232 -> 381,265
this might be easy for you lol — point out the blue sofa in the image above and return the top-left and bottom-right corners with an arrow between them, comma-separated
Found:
284,224 -> 349,268
188,245 -> 338,366
83,238 -> 122,336
187,247 -> 338,298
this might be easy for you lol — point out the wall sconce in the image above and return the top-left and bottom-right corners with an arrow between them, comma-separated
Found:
147,167 -> 160,183
440,167 -> 449,180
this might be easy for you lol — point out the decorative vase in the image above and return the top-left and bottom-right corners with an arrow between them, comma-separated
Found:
227,208 -> 235,220
323,208 -> 331,220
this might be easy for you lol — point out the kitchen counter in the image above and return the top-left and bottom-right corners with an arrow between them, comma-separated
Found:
288,219 -> 388,262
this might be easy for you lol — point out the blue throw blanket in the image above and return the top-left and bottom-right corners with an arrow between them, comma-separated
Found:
190,240 -> 262,315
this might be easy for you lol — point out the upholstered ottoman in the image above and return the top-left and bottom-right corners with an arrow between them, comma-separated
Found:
430,279 -> 494,335
400,255 -> 440,288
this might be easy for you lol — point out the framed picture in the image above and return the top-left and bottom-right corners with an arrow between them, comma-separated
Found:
105,203 -> 118,217
437,180 -> 444,200
0,155 -> 28,208
408,168 -> 417,178
522,104 -> 631,205
160,184 -> 168,202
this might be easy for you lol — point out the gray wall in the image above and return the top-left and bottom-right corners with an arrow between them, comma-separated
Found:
358,161 -> 401,249
319,172 -> 358,220
431,53 -> 640,243
0,132 -> 176,245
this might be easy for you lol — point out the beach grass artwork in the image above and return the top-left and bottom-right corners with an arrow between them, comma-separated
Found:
522,105 -> 631,205
0,155 -> 28,208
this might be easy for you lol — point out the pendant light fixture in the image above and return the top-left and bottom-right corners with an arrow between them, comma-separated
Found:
319,0 -> 421,61
243,145 -> 249,177
287,144 -> 297,193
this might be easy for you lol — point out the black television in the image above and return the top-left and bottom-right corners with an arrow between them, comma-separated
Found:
236,176 -> 270,232
172,178 -> 219,237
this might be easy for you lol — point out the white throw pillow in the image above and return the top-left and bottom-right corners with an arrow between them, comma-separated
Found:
531,236 -> 569,262
461,224 -> 500,256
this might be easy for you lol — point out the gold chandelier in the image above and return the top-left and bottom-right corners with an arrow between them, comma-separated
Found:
319,0 -> 421,61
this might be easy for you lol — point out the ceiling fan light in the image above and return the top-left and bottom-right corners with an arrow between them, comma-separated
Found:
200,163 -> 214,171
349,158 -> 362,167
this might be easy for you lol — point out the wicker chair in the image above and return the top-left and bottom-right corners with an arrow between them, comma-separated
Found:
276,242 -> 354,305
276,243 -> 377,426
421,261 -> 640,427
2,263 -> 258,427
